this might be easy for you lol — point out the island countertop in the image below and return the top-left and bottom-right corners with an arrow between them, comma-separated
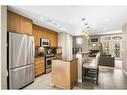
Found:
77,51 -> 91,54
52,57 -> 78,62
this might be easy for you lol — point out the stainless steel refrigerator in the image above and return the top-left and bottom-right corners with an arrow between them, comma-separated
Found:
8,32 -> 35,89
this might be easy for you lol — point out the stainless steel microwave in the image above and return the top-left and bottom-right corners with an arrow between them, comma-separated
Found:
40,38 -> 50,47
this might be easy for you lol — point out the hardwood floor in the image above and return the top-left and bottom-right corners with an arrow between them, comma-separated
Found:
74,67 -> 127,89
23,66 -> 127,89
95,67 -> 127,89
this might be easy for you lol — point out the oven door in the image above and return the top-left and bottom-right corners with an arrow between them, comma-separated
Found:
46,57 -> 55,73
46,59 -> 52,69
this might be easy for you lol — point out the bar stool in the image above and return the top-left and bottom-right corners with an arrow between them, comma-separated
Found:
82,53 -> 100,85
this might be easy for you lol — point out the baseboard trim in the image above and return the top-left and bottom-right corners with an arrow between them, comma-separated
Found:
123,69 -> 127,75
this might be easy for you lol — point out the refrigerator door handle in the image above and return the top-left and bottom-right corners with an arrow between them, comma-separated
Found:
33,40 -> 35,59
29,36 -> 35,64
32,37 -> 35,63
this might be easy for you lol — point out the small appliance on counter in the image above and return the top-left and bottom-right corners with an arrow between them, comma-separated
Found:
35,46 -> 45,58
44,47 -> 56,55
56,47 -> 62,54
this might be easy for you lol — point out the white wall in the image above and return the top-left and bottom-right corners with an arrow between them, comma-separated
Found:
58,32 -> 73,61
73,36 -> 89,52
122,23 -> 127,73
0,5 -> 7,89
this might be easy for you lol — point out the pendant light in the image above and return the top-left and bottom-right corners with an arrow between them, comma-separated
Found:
81,18 -> 90,39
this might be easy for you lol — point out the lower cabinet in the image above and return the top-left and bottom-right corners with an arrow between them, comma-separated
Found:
35,57 -> 45,77
52,58 -> 78,89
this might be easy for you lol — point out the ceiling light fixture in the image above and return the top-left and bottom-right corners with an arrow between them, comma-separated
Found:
81,18 -> 86,21
85,23 -> 88,25
86,26 -> 90,29
84,32 -> 89,37
87,36 -> 90,39
81,18 -> 90,39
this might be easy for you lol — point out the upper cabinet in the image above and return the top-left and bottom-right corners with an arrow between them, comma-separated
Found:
50,32 -> 58,47
7,10 -> 21,33
33,25 -> 42,46
33,24 -> 58,47
7,10 -> 32,35
21,16 -> 32,35
7,10 -> 58,47
41,28 -> 47,38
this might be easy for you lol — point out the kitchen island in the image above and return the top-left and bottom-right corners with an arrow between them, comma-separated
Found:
52,57 -> 78,89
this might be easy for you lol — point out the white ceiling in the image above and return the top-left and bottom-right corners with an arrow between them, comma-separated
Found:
8,6 -> 127,35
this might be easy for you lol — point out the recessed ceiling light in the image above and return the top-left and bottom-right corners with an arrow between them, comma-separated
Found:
86,27 -> 90,29
81,18 -> 86,21
85,23 -> 88,25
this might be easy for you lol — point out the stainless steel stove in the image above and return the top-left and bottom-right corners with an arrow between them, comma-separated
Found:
45,54 -> 55,73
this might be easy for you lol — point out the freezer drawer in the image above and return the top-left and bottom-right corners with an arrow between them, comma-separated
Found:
9,64 -> 34,89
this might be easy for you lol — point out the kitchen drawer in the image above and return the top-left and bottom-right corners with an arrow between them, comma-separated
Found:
35,63 -> 45,69
35,58 -> 45,65
9,64 -> 34,89
35,61 -> 45,66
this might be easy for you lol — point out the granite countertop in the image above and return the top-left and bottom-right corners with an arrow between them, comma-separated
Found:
35,55 -> 45,58
77,51 -> 91,54
53,56 -> 78,62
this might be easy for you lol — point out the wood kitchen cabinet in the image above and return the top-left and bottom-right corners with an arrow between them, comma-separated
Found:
42,28 -> 48,38
7,10 -> 32,35
35,57 -> 45,77
21,16 -> 32,35
50,32 -> 58,47
46,30 -> 51,40
45,31 -> 58,47
52,58 -> 78,89
7,10 -> 21,33
33,25 -> 44,46
33,25 -> 40,46
33,24 -> 58,47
